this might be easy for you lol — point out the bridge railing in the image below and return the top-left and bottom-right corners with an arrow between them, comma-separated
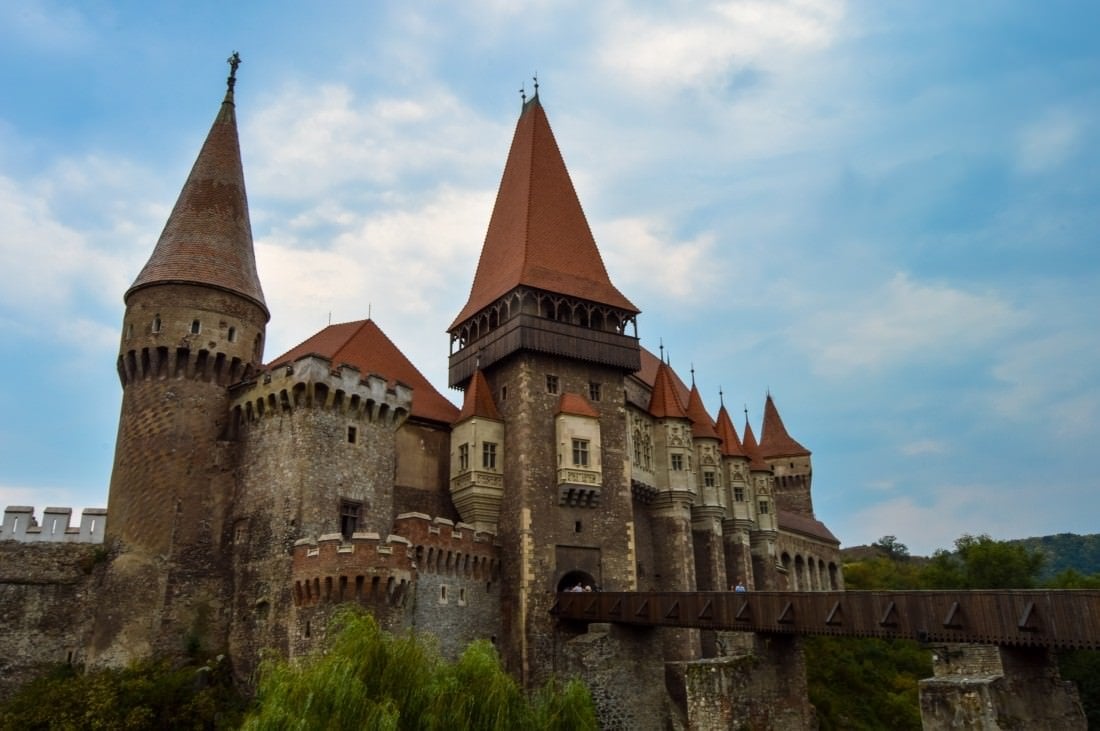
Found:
550,590 -> 1100,650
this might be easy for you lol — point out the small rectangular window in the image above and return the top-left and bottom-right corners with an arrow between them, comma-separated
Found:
347,426 -> 357,444
758,500 -> 769,515
458,443 -> 469,471
191,319 -> 201,334
734,486 -> 745,502
572,438 -> 589,467
589,382 -> 601,401
671,454 -> 684,471
340,500 -> 362,539
500,386 -> 507,401
482,442 -> 497,469
704,470 -> 715,488
546,374 -> 559,394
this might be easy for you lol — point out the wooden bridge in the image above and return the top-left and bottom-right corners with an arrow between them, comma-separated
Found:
551,590 -> 1100,650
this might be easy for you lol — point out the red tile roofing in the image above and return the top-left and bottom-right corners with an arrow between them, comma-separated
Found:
635,348 -> 690,407
126,89 -> 268,316
268,319 -> 458,425
647,360 -> 689,419
457,369 -> 502,422
449,96 -> 637,329
741,419 -> 771,472
778,510 -> 839,545
686,385 -> 720,440
557,391 -> 600,418
715,405 -> 747,457
759,394 -> 810,458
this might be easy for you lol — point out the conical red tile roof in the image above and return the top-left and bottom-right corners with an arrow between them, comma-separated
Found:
457,369 -> 502,422
759,394 -> 810,458
557,392 -> 600,418
686,385 -> 719,440
742,419 -> 771,472
269,319 -> 458,425
715,405 -> 747,457
647,361 -> 689,419
449,95 -> 637,329
635,348 -> 690,407
127,84 -> 267,316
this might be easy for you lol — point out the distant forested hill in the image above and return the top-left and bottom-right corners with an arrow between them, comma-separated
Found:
1009,533 -> 1100,579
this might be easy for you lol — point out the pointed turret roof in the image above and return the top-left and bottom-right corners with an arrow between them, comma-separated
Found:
647,360 -> 689,419
449,94 -> 637,329
269,319 -> 459,425
126,67 -> 267,316
759,394 -> 810,458
686,385 -> 720,440
715,405 -> 747,457
457,369 -> 502,422
742,419 -> 771,472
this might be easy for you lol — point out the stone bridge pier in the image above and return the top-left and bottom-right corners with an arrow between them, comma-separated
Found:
919,643 -> 1086,730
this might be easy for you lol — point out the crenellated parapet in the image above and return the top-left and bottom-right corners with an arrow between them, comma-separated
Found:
230,355 -> 412,432
0,506 -> 107,543
291,532 -> 415,608
117,344 -> 257,388
393,513 -> 500,580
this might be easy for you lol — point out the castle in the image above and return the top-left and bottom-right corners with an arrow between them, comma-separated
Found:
0,63 -> 842,725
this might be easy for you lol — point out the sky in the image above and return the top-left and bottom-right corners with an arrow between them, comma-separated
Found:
0,1 -> 1097,556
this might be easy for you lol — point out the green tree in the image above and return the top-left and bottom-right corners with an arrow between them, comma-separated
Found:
919,534 -> 1044,589
872,535 -> 910,561
242,608 -> 597,731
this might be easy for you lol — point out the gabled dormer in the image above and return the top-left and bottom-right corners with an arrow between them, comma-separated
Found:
648,361 -> 695,502
447,94 -> 640,388
685,383 -> 722,509
555,392 -> 602,507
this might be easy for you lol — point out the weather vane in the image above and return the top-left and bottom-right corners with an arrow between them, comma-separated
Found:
227,51 -> 241,92
532,72 -> 539,95
519,82 -> 526,104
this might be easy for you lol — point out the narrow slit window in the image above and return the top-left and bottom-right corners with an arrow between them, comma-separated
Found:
152,315 -> 161,333
191,319 -> 201,334
228,326 -> 237,342
347,426 -> 357,444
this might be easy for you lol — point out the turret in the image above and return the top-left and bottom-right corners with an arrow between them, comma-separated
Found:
759,394 -> 813,516
94,55 -> 269,666
685,382 -> 726,594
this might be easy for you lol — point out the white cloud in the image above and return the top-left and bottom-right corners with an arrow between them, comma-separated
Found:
1015,108 -> 1083,174
798,272 -> 1018,378
900,439 -> 948,457
599,216 -> 721,307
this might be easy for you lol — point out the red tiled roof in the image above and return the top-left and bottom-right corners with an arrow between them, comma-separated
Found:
647,361 -> 689,419
759,394 -> 810,458
715,405 -> 747,457
741,419 -> 771,472
457,369 -> 502,422
778,510 -> 839,545
557,391 -> 600,418
268,319 -> 458,425
685,385 -> 719,440
449,95 -> 637,329
127,89 -> 268,316
635,348 -> 690,407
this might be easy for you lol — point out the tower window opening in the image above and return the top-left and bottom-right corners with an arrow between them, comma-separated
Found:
458,443 -> 469,471
671,454 -> 684,471
572,438 -> 589,467
575,520 -> 582,533
125,323 -> 133,340
152,315 -> 161,333
482,442 -> 498,470
228,326 -> 237,342
704,470 -> 716,488
340,500 -> 362,539
440,585 -> 448,601
546,374 -> 559,394
734,486 -> 745,502
191,319 -> 201,334
500,386 -> 507,401
589,382 -> 601,401
347,426 -> 357,444
758,500 -> 770,515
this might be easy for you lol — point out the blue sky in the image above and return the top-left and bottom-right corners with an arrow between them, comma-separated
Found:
1,1 -> 1097,555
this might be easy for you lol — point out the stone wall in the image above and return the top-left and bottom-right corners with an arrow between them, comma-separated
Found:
1,506 -> 106,543
0,541 -> 106,701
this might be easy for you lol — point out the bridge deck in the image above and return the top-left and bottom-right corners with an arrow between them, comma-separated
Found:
550,590 -> 1100,650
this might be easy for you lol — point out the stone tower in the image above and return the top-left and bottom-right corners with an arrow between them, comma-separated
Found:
759,393 -> 813,516
92,59 -> 269,666
447,92 -> 642,684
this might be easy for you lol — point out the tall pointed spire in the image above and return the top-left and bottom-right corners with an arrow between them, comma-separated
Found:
457,369 -> 503,422
741,417 -> 770,472
449,95 -> 637,329
648,361 -> 689,419
126,55 -> 268,317
715,404 -> 746,457
759,394 -> 810,458
685,384 -> 720,440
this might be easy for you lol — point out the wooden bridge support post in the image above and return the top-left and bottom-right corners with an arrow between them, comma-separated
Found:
919,643 -> 1086,730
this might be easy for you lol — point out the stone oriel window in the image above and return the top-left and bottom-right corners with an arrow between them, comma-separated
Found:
482,442 -> 497,469
339,499 -> 362,539
671,453 -> 684,471
758,499 -> 770,515
458,443 -> 469,471
572,438 -> 589,467
734,485 -> 745,502
704,470 -> 716,488
546,374 -> 559,394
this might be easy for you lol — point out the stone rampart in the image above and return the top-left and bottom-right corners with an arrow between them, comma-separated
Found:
1,506 -> 107,544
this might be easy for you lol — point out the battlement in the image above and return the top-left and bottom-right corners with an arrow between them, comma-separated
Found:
118,345 -> 258,388
291,531 -> 415,608
230,355 -> 412,432
393,513 -> 500,579
0,506 -> 107,543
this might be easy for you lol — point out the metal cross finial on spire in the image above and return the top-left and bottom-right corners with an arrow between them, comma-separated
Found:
719,387 -> 725,407
532,72 -> 539,95
226,51 -> 241,92
519,82 -> 526,105
659,338 -> 664,362
744,404 -> 749,423
690,363 -> 696,387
